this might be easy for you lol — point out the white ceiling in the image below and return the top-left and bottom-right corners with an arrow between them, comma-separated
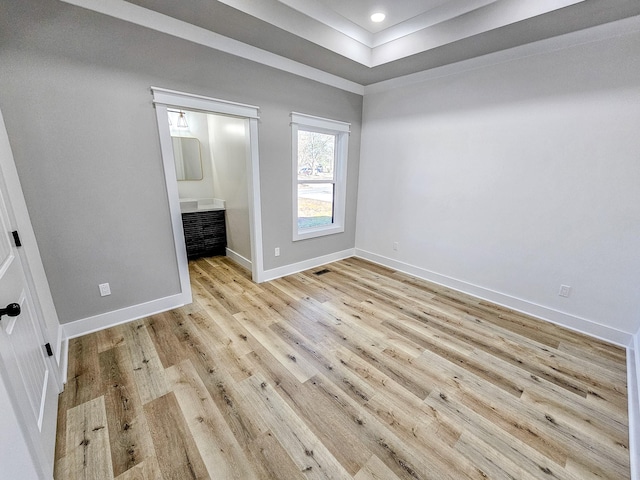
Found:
284,0 -> 455,33
63,0 -> 640,87
314,0 -> 448,31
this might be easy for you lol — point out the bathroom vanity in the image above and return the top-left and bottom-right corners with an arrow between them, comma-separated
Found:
180,199 -> 226,259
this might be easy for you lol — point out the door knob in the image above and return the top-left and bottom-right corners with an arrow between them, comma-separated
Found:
0,303 -> 21,320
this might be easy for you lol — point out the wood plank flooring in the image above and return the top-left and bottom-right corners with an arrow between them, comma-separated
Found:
54,256 -> 630,479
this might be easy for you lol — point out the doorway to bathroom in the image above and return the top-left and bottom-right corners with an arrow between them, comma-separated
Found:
169,109 -> 252,265
151,87 -> 264,305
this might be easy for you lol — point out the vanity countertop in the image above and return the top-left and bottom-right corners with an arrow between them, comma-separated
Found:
179,197 -> 226,213
181,206 -> 225,213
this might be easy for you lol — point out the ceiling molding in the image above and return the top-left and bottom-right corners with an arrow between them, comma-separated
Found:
370,0 -> 497,48
216,0 -> 588,68
267,0 -> 374,45
371,0 -> 587,66
57,0 -> 640,95
217,0 -> 373,65
59,0 -> 366,95
364,13 -> 640,94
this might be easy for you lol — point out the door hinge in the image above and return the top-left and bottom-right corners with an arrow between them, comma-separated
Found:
11,230 -> 22,247
44,343 -> 53,357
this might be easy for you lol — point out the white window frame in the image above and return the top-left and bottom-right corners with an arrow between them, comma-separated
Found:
291,112 -> 350,241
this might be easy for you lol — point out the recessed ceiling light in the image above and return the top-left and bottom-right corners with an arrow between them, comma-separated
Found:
370,12 -> 386,23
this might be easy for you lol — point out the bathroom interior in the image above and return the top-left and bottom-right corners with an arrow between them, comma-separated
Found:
167,108 -> 252,267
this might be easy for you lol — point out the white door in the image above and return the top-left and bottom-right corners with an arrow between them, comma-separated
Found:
0,114 -> 59,478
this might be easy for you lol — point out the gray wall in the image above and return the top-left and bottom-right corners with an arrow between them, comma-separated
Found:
175,110 -> 216,200
0,0 -> 362,323
209,114 -> 252,262
357,28 -> 640,335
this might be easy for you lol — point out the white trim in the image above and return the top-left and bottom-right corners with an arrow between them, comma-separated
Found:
260,248 -> 355,282
368,0 -> 587,67
59,0 -> 364,95
629,330 -> 640,480
225,248 -> 252,272
293,224 -> 345,242
247,118 -> 265,283
55,0 -> 640,95
152,88 -> 264,285
365,13 -> 640,94
0,252 -> 13,279
151,87 -> 260,119
36,370 -> 48,431
291,114 -> 349,242
290,112 -> 351,133
222,0 -> 373,51
355,248 -> 633,347
62,293 -> 187,339
131,0 -> 585,69
152,103 -> 193,307
217,0 -> 372,65
59,338 -> 69,386
55,326 -> 64,367
635,329 -> 640,401
370,0 -> 497,48
277,0 -> 373,46
225,0 -> 584,56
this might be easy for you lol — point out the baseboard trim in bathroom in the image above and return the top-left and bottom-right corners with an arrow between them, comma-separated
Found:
225,248 -> 252,271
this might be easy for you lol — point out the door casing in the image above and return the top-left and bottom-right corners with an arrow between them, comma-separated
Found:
151,87 -> 265,291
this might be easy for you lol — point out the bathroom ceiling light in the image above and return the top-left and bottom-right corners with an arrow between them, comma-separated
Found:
370,12 -> 385,23
177,111 -> 189,128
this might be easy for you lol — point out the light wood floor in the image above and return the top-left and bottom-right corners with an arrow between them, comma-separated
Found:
54,256 -> 630,480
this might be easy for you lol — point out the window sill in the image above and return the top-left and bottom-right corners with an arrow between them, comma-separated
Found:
293,224 -> 344,241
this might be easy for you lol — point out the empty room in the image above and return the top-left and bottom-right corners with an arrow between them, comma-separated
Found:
0,0 -> 639,479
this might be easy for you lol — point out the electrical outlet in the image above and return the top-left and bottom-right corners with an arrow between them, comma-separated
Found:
99,283 -> 111,297
275,247 -> 280,257
558,285 -> 571,298
393,242 -> 399,251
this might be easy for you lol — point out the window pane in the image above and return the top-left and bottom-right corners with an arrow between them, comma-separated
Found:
297,130 -> 335,181
298,183 -> 334,230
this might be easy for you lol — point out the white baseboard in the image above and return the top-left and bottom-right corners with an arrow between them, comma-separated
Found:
226,248 -> 252,271
260,248 -> 355,283
54,326 -> 63,366
62,292 -> 189,340
630,332 -> 640,480
48,323 -> 66,391
354,249 -> 632,347
59,337 -> 69,387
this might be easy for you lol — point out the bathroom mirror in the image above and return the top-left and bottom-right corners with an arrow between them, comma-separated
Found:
172,136 -> 203,181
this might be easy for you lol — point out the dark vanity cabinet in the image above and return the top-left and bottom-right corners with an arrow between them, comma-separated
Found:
181,210 -> 226,259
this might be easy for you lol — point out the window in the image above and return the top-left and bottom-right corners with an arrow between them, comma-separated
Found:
291,112 -> 350,241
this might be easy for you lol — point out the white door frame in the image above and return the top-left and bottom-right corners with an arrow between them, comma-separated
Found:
151,87 -> 265,290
